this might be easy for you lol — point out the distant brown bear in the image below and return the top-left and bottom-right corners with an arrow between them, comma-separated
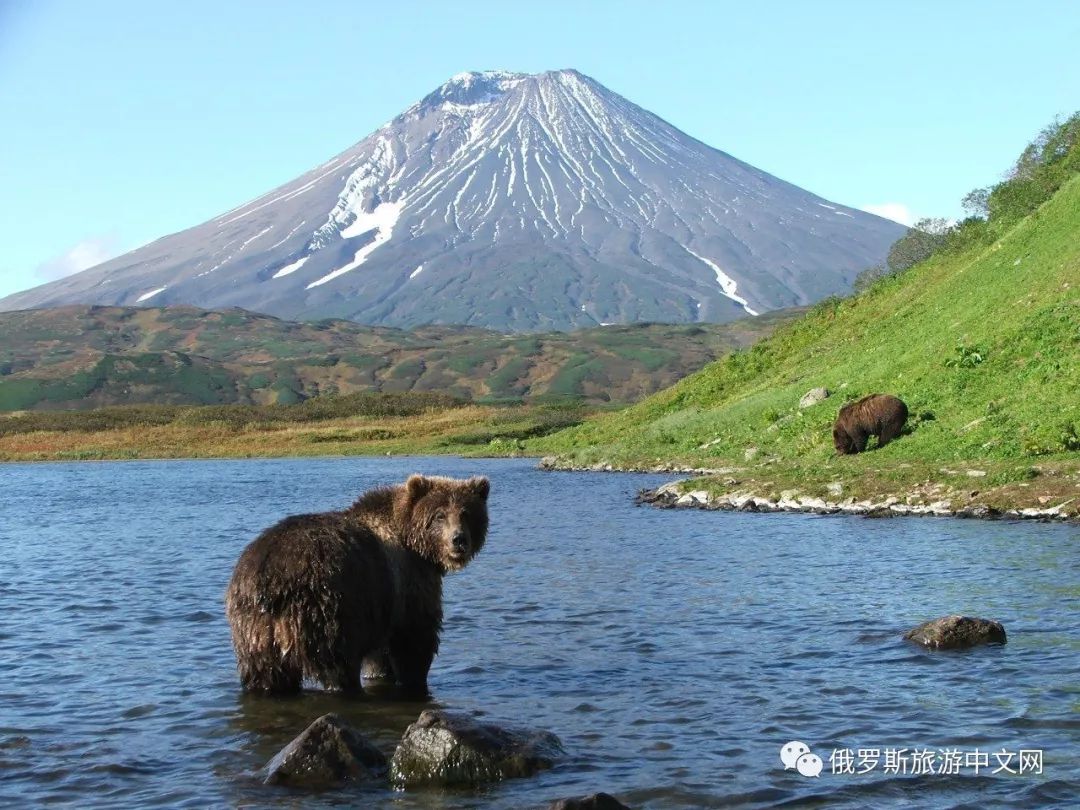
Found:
224,474 -> 489,697
833,393 -> 908,454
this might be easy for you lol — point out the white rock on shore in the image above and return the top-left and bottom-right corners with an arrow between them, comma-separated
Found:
639,484 -> 1075,522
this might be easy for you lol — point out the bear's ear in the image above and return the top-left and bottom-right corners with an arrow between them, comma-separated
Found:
406,474 -> 433,502
467,476 -> 490,501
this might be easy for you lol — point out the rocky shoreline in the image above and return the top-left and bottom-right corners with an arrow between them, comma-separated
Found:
539,457 -> 1079,522
636,482 -> 1076,521
538,456 -> 733,476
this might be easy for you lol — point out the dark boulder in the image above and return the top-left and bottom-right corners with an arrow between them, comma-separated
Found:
903,615 -> 1006,650
390,709 -> 563,786
264,713 -> 388,788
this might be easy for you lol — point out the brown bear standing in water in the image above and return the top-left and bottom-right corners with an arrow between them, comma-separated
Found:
833,393 -> 908,454
224,474 -> 489,696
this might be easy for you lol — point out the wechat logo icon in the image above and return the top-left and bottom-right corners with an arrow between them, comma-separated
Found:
781,741 -> 823,777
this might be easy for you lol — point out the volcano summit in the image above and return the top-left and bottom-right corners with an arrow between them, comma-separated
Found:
0,69 -> 904,330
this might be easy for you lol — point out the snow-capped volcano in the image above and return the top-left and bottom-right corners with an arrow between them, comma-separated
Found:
0,69 -> 904,330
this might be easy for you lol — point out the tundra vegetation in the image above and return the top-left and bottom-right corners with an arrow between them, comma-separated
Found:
0,308 -> 797,411
0,393 -> 587,461
0,311 -> 795,462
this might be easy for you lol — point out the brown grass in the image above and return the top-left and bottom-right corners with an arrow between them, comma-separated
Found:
0,405 -> 547,462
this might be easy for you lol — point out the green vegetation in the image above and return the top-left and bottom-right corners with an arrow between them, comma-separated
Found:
0,307 -> 797,411
532,123 -> 1080,515
485,356 -> 532,399
436,403 -> 586,449
545,353 -> 605,399
855,112 -> 1080,292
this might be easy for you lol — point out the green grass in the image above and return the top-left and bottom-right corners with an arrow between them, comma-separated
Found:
532,175 -> 1080,490
436,404 -> 586,448
486,356 -> 532,397
545,353 -> 606,398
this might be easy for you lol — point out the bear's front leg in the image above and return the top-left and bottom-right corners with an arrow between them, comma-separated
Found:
877,421 -> 903,447
388,626 -> 440,698
851,428 -> 869,453
320,669 -> 362,694
361,648 -> 394,682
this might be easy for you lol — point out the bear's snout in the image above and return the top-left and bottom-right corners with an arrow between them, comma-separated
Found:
451,530 -> 469,553
446,528 -> 473,564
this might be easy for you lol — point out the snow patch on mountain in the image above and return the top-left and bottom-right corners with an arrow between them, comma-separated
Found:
269,220 -> 307,249
136,286 -> 167,303
239,225 -> 273,251
340,199 -> 404,240
684,246 -> 760,317
307,200 -> 404,288
272,256 -> 309,279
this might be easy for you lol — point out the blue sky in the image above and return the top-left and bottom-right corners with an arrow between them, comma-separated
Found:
1,0 -> 1078,300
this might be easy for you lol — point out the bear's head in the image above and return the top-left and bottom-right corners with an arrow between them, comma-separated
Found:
833,426 -> 855,455
402,474 -> 490,572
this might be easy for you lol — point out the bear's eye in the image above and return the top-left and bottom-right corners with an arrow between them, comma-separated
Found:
433,509 -> 446,521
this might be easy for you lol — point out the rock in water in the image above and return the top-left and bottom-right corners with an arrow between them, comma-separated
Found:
903,615 -> 1007,650
264,713 -> 388,787
390,709 -> 563,786
549,792 -> 633,809
799,387 -> 830,409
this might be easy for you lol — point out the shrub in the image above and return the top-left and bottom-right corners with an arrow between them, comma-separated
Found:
941,217 -> 992,253
886,218 -> 951,273
988,112 -> 1080,228
1060,422 -> 1080,452
943,344 -> 986,369
961,187 -> 991,218
853,264 -> 888,293
872,111 -> 1080,284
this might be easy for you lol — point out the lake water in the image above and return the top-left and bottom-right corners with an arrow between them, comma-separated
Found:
0,456 -> 1077,808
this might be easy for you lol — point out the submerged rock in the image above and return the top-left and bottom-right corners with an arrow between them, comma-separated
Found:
390,709 -> 563,786
799,387 -> 830,408
264,713 -> 388,788
549,792 -> 632,809
903,615 -> 1007,650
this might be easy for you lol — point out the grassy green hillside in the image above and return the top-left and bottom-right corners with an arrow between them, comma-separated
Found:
532,172 -> 1080,512
0,305 -> 798,411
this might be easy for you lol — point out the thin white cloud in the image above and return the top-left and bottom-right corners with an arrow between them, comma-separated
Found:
34,234 -> 121,282
860,203 -> 915,227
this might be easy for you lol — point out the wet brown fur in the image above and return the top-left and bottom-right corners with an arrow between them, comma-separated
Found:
224,474 -> 489,696
833,393 -> 909,454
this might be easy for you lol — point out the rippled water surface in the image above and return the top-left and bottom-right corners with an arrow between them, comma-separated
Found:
1,457 -> 1077,808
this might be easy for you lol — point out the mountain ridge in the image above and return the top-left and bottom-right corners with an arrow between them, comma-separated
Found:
0,69 -> 904,330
